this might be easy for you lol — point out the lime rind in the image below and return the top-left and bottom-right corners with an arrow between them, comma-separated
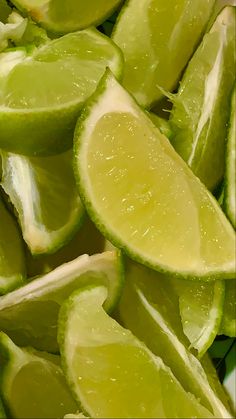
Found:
74,70 -> 236,281
1,151 -> 85,256
220,279 -> 236,337
0,250 -> 124,351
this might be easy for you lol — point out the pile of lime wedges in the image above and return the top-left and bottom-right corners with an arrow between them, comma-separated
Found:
0,0 -> 235,417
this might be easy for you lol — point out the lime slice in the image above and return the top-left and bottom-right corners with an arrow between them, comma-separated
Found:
170,7 -> 236,191
0,332 -> 77,418
220,279 -> 236,337
58,285 -> 213,418
118,261 -> 231,418
0,197 -> 26,295
173,277 -> 225,357
148,112 -> 172,139
0,28 -> 123,156
112,0 -> 215,107
224,85 -> 236,228
8,11 -> 49,48
11,0 -> 123,34
74,70 -> 236,280
0,11 -> 27,52
0,250 -> 123,352
1,150 -> 85,255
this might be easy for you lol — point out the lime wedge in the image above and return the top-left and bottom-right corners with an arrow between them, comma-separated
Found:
112,0 -> 215,107
0,250 -> 123,352
0,28 -> 123,156
170,6 -> 236,191
11,0 -> 123,34
1,150 -> 84,255
58,285 -> 213,418
118,261 -> 231,418
173,277 -> 225,357
148,112 -> 172,139
74,70 -> 236,280
0,332 -> 77,418
0,197 -> 26,295
224,84 -> 236,228
0,11 -> 27,52
220,279 -> 236,337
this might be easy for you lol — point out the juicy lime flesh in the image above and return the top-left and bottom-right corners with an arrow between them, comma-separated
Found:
0,30 -> 120,109
61,286 -> 212,418
85,110 -> 235,276
221,279 -> 236,337
112,0 -> 215,106
170,7 -> 236,191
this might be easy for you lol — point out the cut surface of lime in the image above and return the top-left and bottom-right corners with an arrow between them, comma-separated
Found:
173,277 -> 225,357
118,261 -> 231,418
170,6 -> 236,191
220,279 -> 236,337
1,150 -> 84,255
0,197 -> 26,295
74,71 -> 236,280
0,251 -> 123,352
58,285 -> 213,418
0,332 -> 77,418
11,0 -> 123,34
0,11 -> 27,52
112,0 -> 215,107
224,84 -> 236,229
0,28 -> 123,156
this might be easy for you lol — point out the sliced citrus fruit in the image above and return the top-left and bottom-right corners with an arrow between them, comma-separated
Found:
0,0 -> 11,23
0,11 -> 27,52
0,197 -> 26,295
170,6 -> 236,191
148,112 -> 172,139
112,0 -> 215,107
173,277 -> 225,357
118,261 -> 231,418
0,250 -> 123,352
1,150 -> 85,255
220,280 -> 236,337
58,285 -> 214,419
0,332 -> 77,418
0,28 -> 123,156
74,70 -> 236,280
224,84 -> 236,228
11,0 -> 123,34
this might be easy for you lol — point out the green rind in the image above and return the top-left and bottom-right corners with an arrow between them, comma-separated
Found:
220,279 -> 236,337
74,70 -> 236,281
224,84 -> 236,229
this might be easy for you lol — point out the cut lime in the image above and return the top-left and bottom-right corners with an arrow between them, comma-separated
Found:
220,279 -> 236,337
0,332 -> 77,418
0,250 -> 123,352
0,28 -> 123,156
0,197 -> 26,295
118,261 -> 231,418
173,277 -> 225,357
0,11 -> 27,52
112,0 -> 215,107
224,84 -> 236,228
1,150 -> 85,255
74,70 -> 236,280
0,0 -> 11,23
148,112 -> 172,139
11,0 -> 123,34
170,7 -> 236,191
58,285 -> 213,418
8,11 -> 49,48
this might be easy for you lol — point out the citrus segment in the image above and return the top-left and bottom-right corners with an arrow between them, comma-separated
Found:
58,285 -> 213,418
75,71 -> 236,280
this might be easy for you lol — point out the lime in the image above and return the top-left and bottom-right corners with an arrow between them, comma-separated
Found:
0,250 -> 123,352
0,28 -> 123,156
74,70 -> 236,280
224,84 -> 236,228
148,112 -> 172,139
220,279 -> 236,337
118,261 -> 231,418
173,277 -> 225,357
0,11 -> 27,51
170,6 -> 236,191
0,197 -> 26,295
0,398 -> 6,418
8,11 -> 49,48
0,0 -> 11,23
11,0 -> 123,34
0,332 -> 77,418
112,0 -> 215,107
58,285 -> 213,418
1,150 -> 85,255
